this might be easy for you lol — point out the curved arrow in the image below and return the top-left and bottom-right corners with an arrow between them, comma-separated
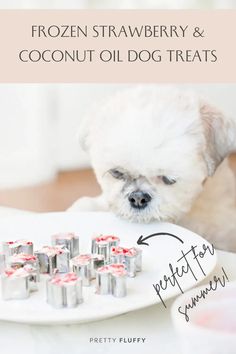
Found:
137,232 -> 184,246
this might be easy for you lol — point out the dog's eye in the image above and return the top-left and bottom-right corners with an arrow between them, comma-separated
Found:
161,176 -> 176,185
109,169 -> 125,180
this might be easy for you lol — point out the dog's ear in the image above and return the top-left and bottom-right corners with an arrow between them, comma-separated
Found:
200,102 -> 236,176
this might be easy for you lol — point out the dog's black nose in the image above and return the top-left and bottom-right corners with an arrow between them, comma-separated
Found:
128,191 -> 151,209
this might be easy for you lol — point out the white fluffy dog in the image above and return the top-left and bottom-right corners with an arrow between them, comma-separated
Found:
69,86 -> 236,251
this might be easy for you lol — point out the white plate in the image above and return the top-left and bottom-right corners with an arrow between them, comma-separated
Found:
0,212 -> 217,325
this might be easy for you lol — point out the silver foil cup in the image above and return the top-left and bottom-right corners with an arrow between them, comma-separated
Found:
7,255 -> 40,291
1,270 -> 30,300
2,242 -> 19,258
91,237 -> 97,254
111,272 -> 127,298
124,255 -> 137,278
72,261 -> 91,286
46,275 -> 83,308
2,240 -> 33,258
27,272 -> 39,292
56,249 -> 70,273
75,277 -> 83,304
110,253 -> 125,265
108,239 -> 120,250
133,248 -> 142,272
95,267 -> 111,295
47,279 -> 64,308
17,240 -> 33,255
90,254 -> 105,279
34,251 -> 57,274
24,264 -> 40,291
96,241 -> 110,263
35,247 -> 70,274
91,236 -> 120,259
51,233 -> 79,258
64,278 -> 83,307
0,253 -> 6,274
8,254 -> 38,269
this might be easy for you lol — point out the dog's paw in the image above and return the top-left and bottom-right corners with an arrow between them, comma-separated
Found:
67,196 -> 107,212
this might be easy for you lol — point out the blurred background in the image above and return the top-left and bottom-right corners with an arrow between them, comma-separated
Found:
0,0 -> 235,213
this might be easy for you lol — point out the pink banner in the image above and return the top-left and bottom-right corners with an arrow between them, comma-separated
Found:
0,10 -> 235,83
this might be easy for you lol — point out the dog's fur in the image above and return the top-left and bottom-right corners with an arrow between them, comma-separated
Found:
68,86 -> 236,251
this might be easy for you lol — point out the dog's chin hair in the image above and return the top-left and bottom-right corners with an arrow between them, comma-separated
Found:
117,210 -> 178,224
109,200 -> 179,224
118,211 -> 157,224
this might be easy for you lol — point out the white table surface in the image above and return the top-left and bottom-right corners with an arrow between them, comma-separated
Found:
0,207 -> 235,354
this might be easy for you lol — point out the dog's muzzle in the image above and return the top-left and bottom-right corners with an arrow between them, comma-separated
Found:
128,191 -> 152,209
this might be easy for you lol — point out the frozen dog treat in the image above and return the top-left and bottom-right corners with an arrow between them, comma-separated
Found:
16,240 -> 34,255
2,239 -> 33,258
1,267 -> 30,300
34,245 -> 70,274
110,246 -> 126,264
91,235 -> 120,250
111,266 -> 127,298
96,263 -> 127,297
51,233 -> 79,258
95,265 -> 112,295
71,253 -> 105,284
23,264 -> 40,291
130,247 -> 142,272
8,253 -> 38,269
71,254 -> 92,286
100,235 -> 120,249
124,253 -> 137,278
110,246 -> 142,277
91,235 -> 120,261
2,241 -> 19,257
46,272 -> 83,308
95,240 -> 110,263
7,253 -> 40,290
